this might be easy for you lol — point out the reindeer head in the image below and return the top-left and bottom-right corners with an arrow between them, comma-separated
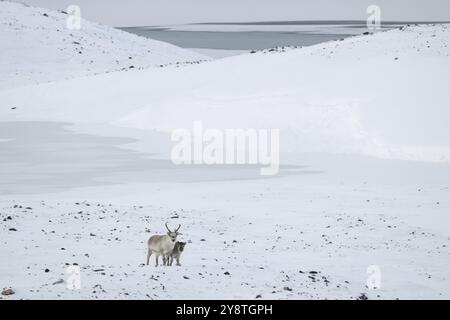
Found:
165,222 -> 181,242
177,242 -> 186,252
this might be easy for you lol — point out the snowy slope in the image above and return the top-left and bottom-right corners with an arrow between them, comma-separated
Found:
1,23 -> 449,163
1,19 -> 450,300
0,1 -> 206,89
115,24 -> 450,162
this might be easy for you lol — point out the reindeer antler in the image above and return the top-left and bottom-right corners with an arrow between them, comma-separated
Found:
165,222 -> 172,232
175,224 -> 181,232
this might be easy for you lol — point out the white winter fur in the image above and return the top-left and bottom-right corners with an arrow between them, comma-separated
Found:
147,223 -> 181,266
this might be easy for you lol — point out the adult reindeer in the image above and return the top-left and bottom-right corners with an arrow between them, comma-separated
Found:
147,223 -> 181,266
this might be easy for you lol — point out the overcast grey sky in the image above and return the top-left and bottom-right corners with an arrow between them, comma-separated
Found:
14,0 -> 450,27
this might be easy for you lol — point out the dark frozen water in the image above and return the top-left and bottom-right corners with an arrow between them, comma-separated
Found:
120,20 -> 415,51
121,28 -> 354,50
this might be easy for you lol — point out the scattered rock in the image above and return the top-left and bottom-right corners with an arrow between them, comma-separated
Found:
52,279 -> 64,285
8,228 -> 17,232
283,286 -> 293,291
1,288 -> 14,296
357,293 -> 368,300
44,268 -> 50,273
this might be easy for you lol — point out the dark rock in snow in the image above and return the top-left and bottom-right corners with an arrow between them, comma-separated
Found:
1,288 -> 14,296
357,293 -> 369,300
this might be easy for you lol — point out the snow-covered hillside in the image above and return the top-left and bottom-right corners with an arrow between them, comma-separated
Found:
0,5 -> 449,300
114,24 -> 450,163
2,23 -> 449,163
0,1 -> 206,89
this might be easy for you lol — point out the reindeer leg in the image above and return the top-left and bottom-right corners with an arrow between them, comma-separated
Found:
176,257 -> 181,266
155,254 -> 159,267
146,249 -> 152,265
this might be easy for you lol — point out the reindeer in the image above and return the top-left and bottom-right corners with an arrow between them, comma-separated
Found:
146,223 -> 181,267
168,241 -> 186,266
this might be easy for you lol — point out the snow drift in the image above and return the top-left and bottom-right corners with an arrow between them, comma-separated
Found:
114,24 -> 450,162
0,1 -> 206,89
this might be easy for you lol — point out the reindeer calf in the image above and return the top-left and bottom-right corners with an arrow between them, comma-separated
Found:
168,241 -> 186,266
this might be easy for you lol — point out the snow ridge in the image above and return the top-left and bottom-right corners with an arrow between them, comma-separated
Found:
0,1 -> 207,89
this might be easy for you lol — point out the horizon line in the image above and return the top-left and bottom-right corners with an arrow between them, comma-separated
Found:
118,19 -> 450,29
